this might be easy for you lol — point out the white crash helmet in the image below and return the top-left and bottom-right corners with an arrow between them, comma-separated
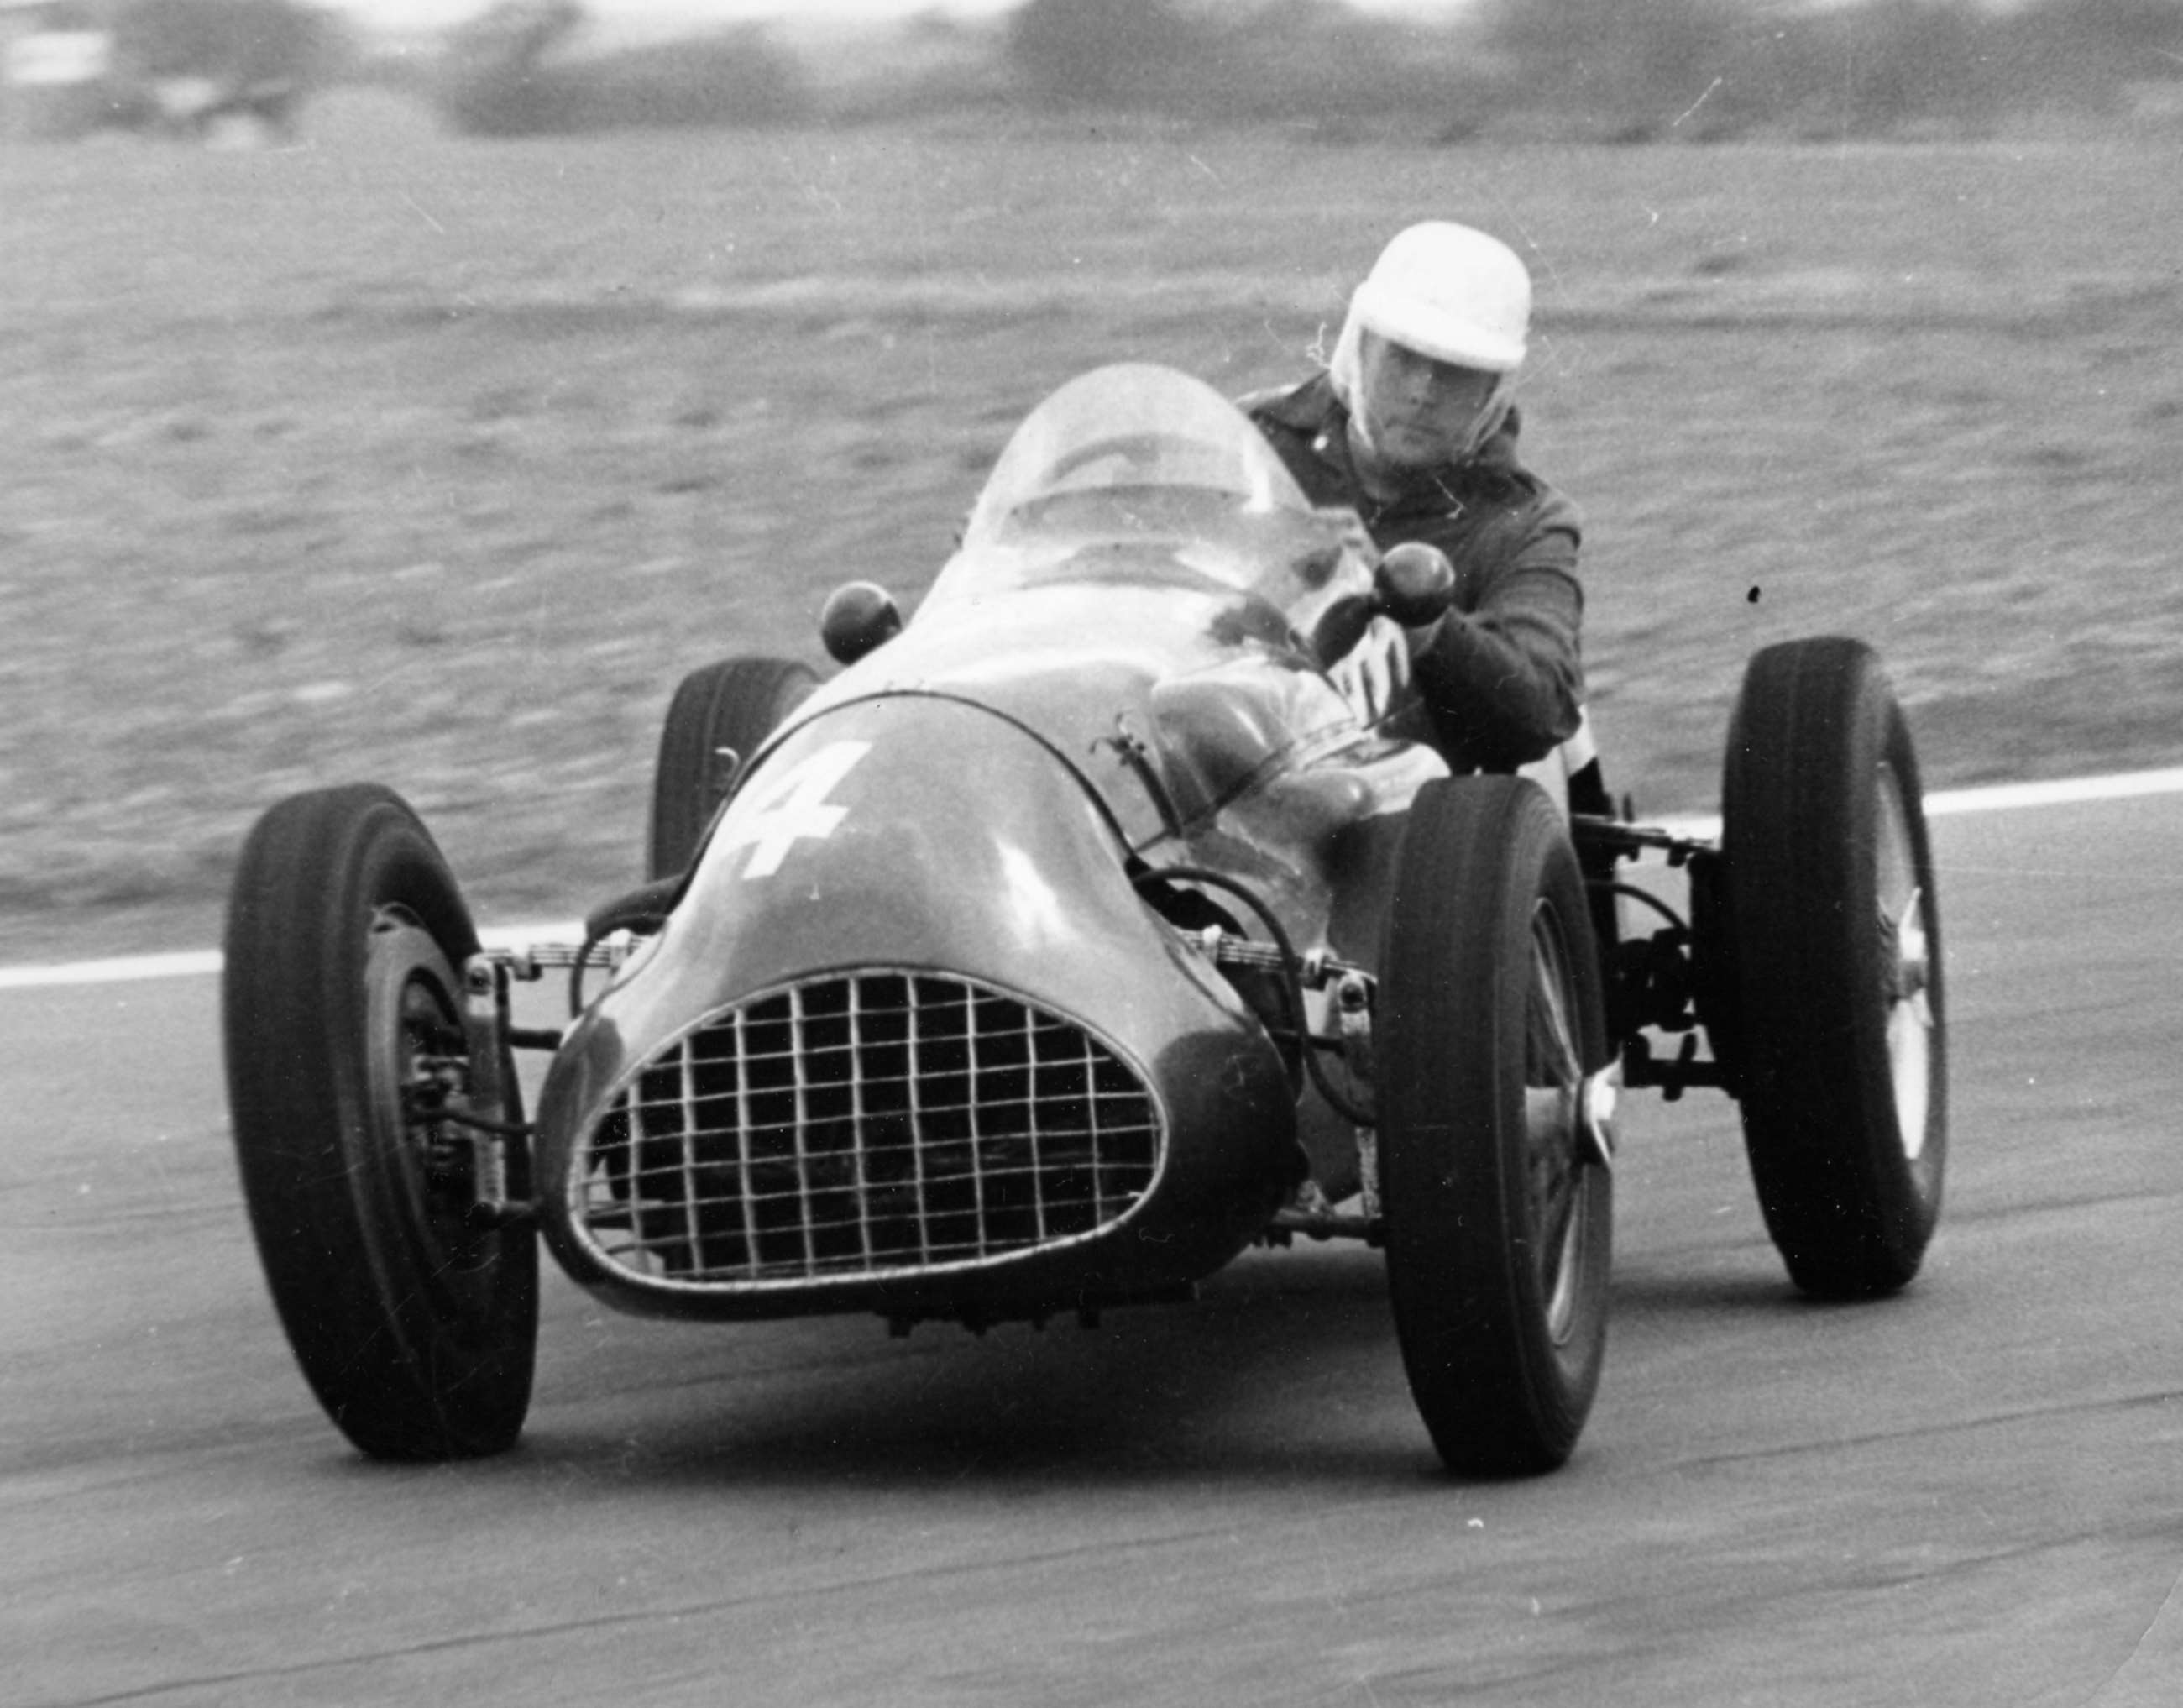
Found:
1329,221 -> 1532,460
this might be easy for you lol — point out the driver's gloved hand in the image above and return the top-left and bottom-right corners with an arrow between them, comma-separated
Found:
1329,617 -> 1413,725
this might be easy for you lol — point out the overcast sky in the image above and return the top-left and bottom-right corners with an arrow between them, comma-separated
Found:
336,0 -> 1008,24
327,0 -> 1463,40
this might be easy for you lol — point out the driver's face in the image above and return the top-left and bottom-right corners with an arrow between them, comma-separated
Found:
1355,333 -> 1498,470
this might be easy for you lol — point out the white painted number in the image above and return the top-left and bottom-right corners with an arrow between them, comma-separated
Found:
717,741 -> 872,878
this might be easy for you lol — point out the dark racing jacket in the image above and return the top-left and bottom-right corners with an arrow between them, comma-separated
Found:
1244,373 -> 1584,773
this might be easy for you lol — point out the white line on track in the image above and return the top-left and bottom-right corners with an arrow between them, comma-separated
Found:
6,764 -> 2181,992
0,924 -> 584,992
1646,762 -> 2183,843
1925,764 -> 2183,816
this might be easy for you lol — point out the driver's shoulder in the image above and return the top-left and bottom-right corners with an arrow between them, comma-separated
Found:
1236,372 -> 1338,434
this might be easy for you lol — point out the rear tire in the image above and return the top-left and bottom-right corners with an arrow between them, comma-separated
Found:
222,786 -> 537,1460
647,657 -> 819,881
1379,777 -> 1614,1476
1721,637 -> 1946,1298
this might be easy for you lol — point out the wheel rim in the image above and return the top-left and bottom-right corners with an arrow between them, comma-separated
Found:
1523,900 -> 1590,1345
1873,762 -> 1934,1162
361,907 -> 494,1302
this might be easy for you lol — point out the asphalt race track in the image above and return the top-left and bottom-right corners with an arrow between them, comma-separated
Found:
4,787 -> 2179,1707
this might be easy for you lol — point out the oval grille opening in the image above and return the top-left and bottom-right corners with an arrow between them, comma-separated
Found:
574,972 -> 1163,1286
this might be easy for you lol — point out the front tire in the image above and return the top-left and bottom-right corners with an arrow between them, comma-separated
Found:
1721,637 -> 1946,1298
1379,777 -> 1614,1476
647,656 -> 819,881
222,785 -> 537,1460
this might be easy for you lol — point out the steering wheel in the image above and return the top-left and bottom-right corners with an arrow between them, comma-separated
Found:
1040,432 -> 1207,486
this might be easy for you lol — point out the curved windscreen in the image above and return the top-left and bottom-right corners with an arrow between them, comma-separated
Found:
931,364 -> 1358,616
963,363 -> 1310,545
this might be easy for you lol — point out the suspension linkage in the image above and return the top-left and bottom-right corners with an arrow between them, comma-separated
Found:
416,1100 -> 538,1141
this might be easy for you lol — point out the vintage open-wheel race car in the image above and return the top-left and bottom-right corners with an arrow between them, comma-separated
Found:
221,363 -> 1945,1475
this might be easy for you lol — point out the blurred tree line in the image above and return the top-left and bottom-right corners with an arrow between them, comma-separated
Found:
1469,0 -> 2183,139
335,0 -> 2183,140
108,0 -> 340,90
3,1 -> 348,138
999,0 -> 2183,139
432,0 -> 808,134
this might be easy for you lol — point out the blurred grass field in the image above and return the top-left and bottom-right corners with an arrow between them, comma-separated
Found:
3,91 -> 2180,960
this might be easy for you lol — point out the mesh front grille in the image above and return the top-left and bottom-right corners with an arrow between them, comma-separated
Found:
573,972 -> 1164,1286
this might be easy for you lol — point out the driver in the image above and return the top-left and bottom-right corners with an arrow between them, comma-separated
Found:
1243,221 -> 1589,779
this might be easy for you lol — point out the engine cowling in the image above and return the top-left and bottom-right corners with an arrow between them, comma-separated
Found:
532,694 -> 1301,1322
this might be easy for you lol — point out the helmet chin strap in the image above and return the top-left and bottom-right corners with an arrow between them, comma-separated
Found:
1462,380 -> 1516,458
